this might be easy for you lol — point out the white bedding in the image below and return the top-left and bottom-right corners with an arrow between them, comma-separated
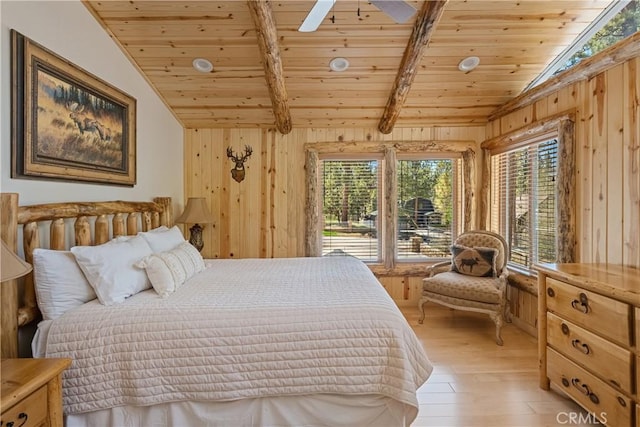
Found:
64,394 -> 412,427
42,256 -> 432,422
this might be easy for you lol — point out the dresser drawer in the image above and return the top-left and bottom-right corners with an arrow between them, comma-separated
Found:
545,277 -> 631,345
547,312 -> 633,393
636,307 -> 640,353
637,354 -> 640,400
1,384 -> 48,427
548,347 -> 632,427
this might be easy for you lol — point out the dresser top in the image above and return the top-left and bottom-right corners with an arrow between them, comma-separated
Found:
535,263 -> 640,306
1,358 -> 71,411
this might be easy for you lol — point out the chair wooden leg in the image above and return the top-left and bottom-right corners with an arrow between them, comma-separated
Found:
489,312 -> 504,346
504,302 -> 513,323
418,300 -> 426,324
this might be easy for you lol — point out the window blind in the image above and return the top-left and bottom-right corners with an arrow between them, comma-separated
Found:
320,160 -> 380,261
491,138 -> 558,270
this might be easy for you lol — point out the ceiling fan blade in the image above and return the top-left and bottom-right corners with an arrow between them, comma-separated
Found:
298,0 -> 337,32
370,0 -> 417,24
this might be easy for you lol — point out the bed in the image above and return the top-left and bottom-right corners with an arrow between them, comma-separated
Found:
1,194 -> 432,427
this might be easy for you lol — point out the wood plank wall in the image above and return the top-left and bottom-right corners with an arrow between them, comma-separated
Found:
183,58 -> 638,327
184,126 -> 485,307
486,57 -> 640,335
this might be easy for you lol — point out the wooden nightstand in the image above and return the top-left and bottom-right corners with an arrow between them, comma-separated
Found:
1,358 -> 71,427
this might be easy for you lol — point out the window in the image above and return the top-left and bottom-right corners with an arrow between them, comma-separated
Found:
319,153 -> 459,263
321,159 -> 381,261
526,0 -> 639,90
396,158 -> 456,261
491,137 -> 558,271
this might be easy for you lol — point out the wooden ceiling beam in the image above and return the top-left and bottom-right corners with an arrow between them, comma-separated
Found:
247,0 -> 292,134
377,0 -> 448,135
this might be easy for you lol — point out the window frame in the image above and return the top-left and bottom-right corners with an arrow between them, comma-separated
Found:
319,155 -> 384,263
305,141 -> 476,273
395,153 -> 461,263
481,113 -> 577,274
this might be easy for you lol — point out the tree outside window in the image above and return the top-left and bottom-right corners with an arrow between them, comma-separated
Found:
320,156 -> 457,262
556,0 -> 639,73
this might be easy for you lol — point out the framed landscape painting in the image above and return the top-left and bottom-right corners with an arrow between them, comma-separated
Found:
11,30 -> 137,186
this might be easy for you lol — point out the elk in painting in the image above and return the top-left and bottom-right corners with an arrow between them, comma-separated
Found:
66,101 -> 111,142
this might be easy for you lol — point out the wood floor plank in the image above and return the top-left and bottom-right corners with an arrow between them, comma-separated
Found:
401,304 -> 603,426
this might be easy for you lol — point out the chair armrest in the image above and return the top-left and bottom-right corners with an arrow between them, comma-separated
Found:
427,261 -> 452,277
496,267 -> 510,289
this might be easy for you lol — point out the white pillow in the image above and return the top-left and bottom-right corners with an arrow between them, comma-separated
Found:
71,235 -> 153,306
139,225 -> 186,253
136,242 -> 205,297
32,249 -> 96,320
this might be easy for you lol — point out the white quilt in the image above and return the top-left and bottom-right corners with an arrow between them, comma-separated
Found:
44,256 -> 433,417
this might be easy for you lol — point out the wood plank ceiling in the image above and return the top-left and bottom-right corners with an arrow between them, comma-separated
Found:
83,0 -> 611,133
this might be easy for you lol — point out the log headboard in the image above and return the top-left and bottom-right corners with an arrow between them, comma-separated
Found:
0,193 -> 173,358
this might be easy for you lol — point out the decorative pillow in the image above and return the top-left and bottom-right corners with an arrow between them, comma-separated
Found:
136,242 -> 205,297
71,235 -> 154,305
139,225 -> 186,253
450,244 -> 498,277
32,249 -> 96,320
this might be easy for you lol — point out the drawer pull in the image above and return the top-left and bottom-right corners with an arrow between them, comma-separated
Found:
617,396 -> 627,407
561,323 -> 570,335
4,413 -> 28,427
570,378 -> 599,404
547,287 -> 555,297
570,293 -> 590,314
571,339 -> 591,355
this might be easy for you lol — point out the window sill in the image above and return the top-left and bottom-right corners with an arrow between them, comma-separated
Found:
366,262 -> 542,293
507,271 -> 538,295
368,262 -> 445,277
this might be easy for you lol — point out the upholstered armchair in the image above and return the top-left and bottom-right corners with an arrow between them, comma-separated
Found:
418,230 -> 510,345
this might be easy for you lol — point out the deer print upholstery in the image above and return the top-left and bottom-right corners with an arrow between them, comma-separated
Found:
418,230 -> 510,345
450,245 -> 497,277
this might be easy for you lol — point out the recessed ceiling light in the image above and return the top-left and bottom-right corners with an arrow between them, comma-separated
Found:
458,56 -> 480,73
329,57 -> 349,72
192,58 -> 213,73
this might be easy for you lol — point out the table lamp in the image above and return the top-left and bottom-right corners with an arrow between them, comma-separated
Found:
175,198 -> 215,252
2,240 -> 32,282
1,239 -> 33,358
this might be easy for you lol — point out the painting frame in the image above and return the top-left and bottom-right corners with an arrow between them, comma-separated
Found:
11,30 -> 137,186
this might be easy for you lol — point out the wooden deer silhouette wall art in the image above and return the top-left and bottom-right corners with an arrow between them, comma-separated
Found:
226,145 -> 252,183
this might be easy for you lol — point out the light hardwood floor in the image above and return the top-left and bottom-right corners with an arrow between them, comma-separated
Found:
401,303 -> 603,427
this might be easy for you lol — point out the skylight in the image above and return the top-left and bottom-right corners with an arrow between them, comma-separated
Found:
525,0 -> 639,91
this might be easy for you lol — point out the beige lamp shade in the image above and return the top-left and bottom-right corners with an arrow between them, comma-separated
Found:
1,240 -> 32,282
175,198 -> 215,224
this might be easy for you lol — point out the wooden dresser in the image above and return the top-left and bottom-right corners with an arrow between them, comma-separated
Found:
1,358 -> 71,427
536,263 -> 640,427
